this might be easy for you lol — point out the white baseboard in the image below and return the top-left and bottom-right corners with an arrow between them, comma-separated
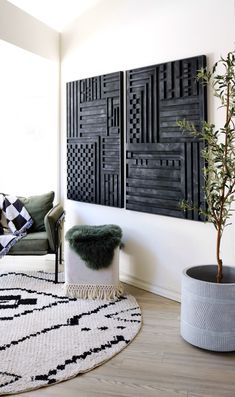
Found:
0,256 -> 64,273
120,272 -> 181,303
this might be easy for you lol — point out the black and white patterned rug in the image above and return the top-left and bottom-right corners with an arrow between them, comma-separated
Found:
0,271 -> 142,395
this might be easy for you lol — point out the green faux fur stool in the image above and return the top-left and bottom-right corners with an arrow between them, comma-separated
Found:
64,224 -> 124,300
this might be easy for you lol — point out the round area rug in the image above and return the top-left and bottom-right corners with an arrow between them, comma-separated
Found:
0,271 -> 142,395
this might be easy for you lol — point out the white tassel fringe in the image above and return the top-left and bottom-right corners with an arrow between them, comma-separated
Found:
64,282 -> 124,300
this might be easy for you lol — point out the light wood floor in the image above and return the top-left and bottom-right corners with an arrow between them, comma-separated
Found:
18,284 -> 235,397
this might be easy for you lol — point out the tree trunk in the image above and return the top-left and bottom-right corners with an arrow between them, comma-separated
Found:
216,228 -> 223,283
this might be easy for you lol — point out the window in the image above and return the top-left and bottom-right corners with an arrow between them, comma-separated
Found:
0,40 -> 58,196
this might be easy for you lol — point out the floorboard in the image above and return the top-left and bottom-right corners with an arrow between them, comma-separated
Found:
17,284 -> 235,397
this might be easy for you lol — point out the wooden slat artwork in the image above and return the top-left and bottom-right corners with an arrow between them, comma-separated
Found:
67,72 -> 124,208
126,56 -> 207,220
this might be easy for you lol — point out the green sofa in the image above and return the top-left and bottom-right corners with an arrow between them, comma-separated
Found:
7,191 -> 65,283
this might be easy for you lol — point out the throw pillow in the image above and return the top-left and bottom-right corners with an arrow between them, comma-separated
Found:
19,191 -> 55,232
0,194 -> 33,235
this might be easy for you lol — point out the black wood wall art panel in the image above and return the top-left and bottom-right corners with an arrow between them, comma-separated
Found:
126,56 -> 207,220
67,72 -> 124,207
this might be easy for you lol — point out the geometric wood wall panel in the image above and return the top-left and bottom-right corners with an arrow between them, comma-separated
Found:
126,56 -> 207,220
67,71 -> 124,207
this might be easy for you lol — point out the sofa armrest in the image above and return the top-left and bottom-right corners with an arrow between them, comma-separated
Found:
44,204 -> 65,252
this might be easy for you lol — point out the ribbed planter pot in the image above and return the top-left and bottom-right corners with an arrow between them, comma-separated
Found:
181,265 -> 235,352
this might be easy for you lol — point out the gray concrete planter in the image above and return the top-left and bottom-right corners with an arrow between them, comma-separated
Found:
181,265 -> 235,352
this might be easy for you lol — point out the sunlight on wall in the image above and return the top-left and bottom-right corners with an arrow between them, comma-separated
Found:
0,39 -> 58,196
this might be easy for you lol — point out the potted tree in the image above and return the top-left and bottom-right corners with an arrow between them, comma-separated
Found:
178,50 -> 235,351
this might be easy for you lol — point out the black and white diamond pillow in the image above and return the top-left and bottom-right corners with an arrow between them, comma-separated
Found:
0,194 -> 33,235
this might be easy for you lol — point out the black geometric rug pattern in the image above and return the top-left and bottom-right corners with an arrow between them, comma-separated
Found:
0,271 -> 142,395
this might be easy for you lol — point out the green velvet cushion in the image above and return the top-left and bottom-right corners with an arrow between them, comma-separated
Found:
19,192 -> 54,232
8,232 -> 49,255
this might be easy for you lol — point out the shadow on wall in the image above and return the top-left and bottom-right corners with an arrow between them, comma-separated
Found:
120,236 -> 157,284
64,213 -> 86,233
62,0 -> 130,57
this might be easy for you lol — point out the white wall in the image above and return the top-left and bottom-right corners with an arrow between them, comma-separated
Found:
0,0 -> 60,199
61,0 -> 235,301
0,0 -> 58,60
